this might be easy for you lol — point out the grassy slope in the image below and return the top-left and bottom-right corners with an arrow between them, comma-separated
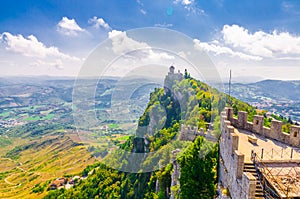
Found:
0,134 -> 96,199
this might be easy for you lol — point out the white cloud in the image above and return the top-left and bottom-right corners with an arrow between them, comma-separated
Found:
173,0 -> 205,14
222,24 -> 300,58
281,1 -> 300,15
88,16 -> 110,30
154,23 -> 173,28
57,17 -> 85,36
136,0 -> 143,6
108,30 -> 149,55
191,24 -> 300,81
193,24 -> 300,62
140,9 -> 147,15
146,49 -> 174,61
174,0 -> 194,5
281,1 -> 294,10
136,1 -> 146,15
0,32 -> 80,61
108,30 -> 174,61
193,39 -> 262,61
30,59 -> 64,69
177,51 -> 188,59
51,59 -> 64,69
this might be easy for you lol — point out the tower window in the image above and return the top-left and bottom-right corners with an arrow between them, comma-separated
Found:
294,132 -> 298,137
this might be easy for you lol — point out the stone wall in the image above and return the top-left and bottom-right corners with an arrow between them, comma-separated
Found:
170,149 -> 181,199
219,111 -> 257,199
164,66 -> 183,92
224,107 -> 300,147
290,126 -> 300,146
179,124 -> 198,141
252,115 -> 263,134
178,124 -> 217,142
241,172 -> 256,199
220,107 -> 300,198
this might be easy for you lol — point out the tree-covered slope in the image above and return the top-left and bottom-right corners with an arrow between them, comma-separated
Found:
43,71 -> 277,199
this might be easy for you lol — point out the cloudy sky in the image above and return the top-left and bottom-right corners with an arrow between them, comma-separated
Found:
1,0 -> 300,81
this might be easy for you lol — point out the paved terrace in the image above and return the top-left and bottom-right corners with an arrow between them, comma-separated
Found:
234,128 -> 300,163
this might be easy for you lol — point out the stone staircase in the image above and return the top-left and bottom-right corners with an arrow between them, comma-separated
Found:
243,162 -> 264,199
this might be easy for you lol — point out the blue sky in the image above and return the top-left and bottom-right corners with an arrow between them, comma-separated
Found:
1,0 -> 300,81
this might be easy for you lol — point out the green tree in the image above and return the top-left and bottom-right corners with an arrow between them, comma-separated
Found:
178,137 -> 218,199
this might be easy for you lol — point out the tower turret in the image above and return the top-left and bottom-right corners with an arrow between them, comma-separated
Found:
169,65 -> 175,74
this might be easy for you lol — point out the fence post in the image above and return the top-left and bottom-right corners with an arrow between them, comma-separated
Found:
261,148 -> 264,159
281,148 -> 283,158
291,149 -> 294,159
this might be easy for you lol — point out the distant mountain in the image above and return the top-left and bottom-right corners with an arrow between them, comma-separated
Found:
0,77 -> 157,108
231,75 -> 265,83
254,80 -> 300,100
229,79 -> 300,121
231,80 -> 300,101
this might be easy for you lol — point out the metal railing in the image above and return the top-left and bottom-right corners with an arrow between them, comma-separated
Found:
255,148 -> 300,161
251,150 -> 289,198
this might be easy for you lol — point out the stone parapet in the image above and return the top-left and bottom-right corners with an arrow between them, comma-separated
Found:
220,108 -> 300,199
225,108 -> 300,147
242,172 -> 256,199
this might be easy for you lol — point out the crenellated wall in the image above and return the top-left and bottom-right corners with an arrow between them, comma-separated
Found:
179,124 -> 199,141
290,126 -> 300,146
178,124 -> 217,142
219,111 -> 256,199
252,115 -> 263,134
225,107 -> 300,147
220,107 -> 300,198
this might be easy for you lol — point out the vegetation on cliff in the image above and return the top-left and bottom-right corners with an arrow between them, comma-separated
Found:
44,70 -> 291,199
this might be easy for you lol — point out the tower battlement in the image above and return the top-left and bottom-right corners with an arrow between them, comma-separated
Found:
164,66 -> 183,92
178,124 -> 198,141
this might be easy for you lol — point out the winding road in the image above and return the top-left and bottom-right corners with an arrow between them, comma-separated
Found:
1,158 -> 25,186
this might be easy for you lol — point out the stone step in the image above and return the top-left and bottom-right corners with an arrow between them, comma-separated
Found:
244,167 -> 255,170
243,163 -> 265,198
243,166 -> 256,169
256,188 -> 263,192
256,194 -> 264,197
244,165 -> 255,169
244,168 -> 256,172
244,163 -> 255,166
255,196 -> 264,199
244,164 -> 255,167
244,167 -> 254,169
243,171 -> 258,177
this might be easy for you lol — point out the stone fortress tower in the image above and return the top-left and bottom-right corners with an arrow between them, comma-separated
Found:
164,65 -> 183,92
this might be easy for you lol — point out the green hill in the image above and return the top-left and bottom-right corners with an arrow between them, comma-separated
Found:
43,69 -> 288,199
